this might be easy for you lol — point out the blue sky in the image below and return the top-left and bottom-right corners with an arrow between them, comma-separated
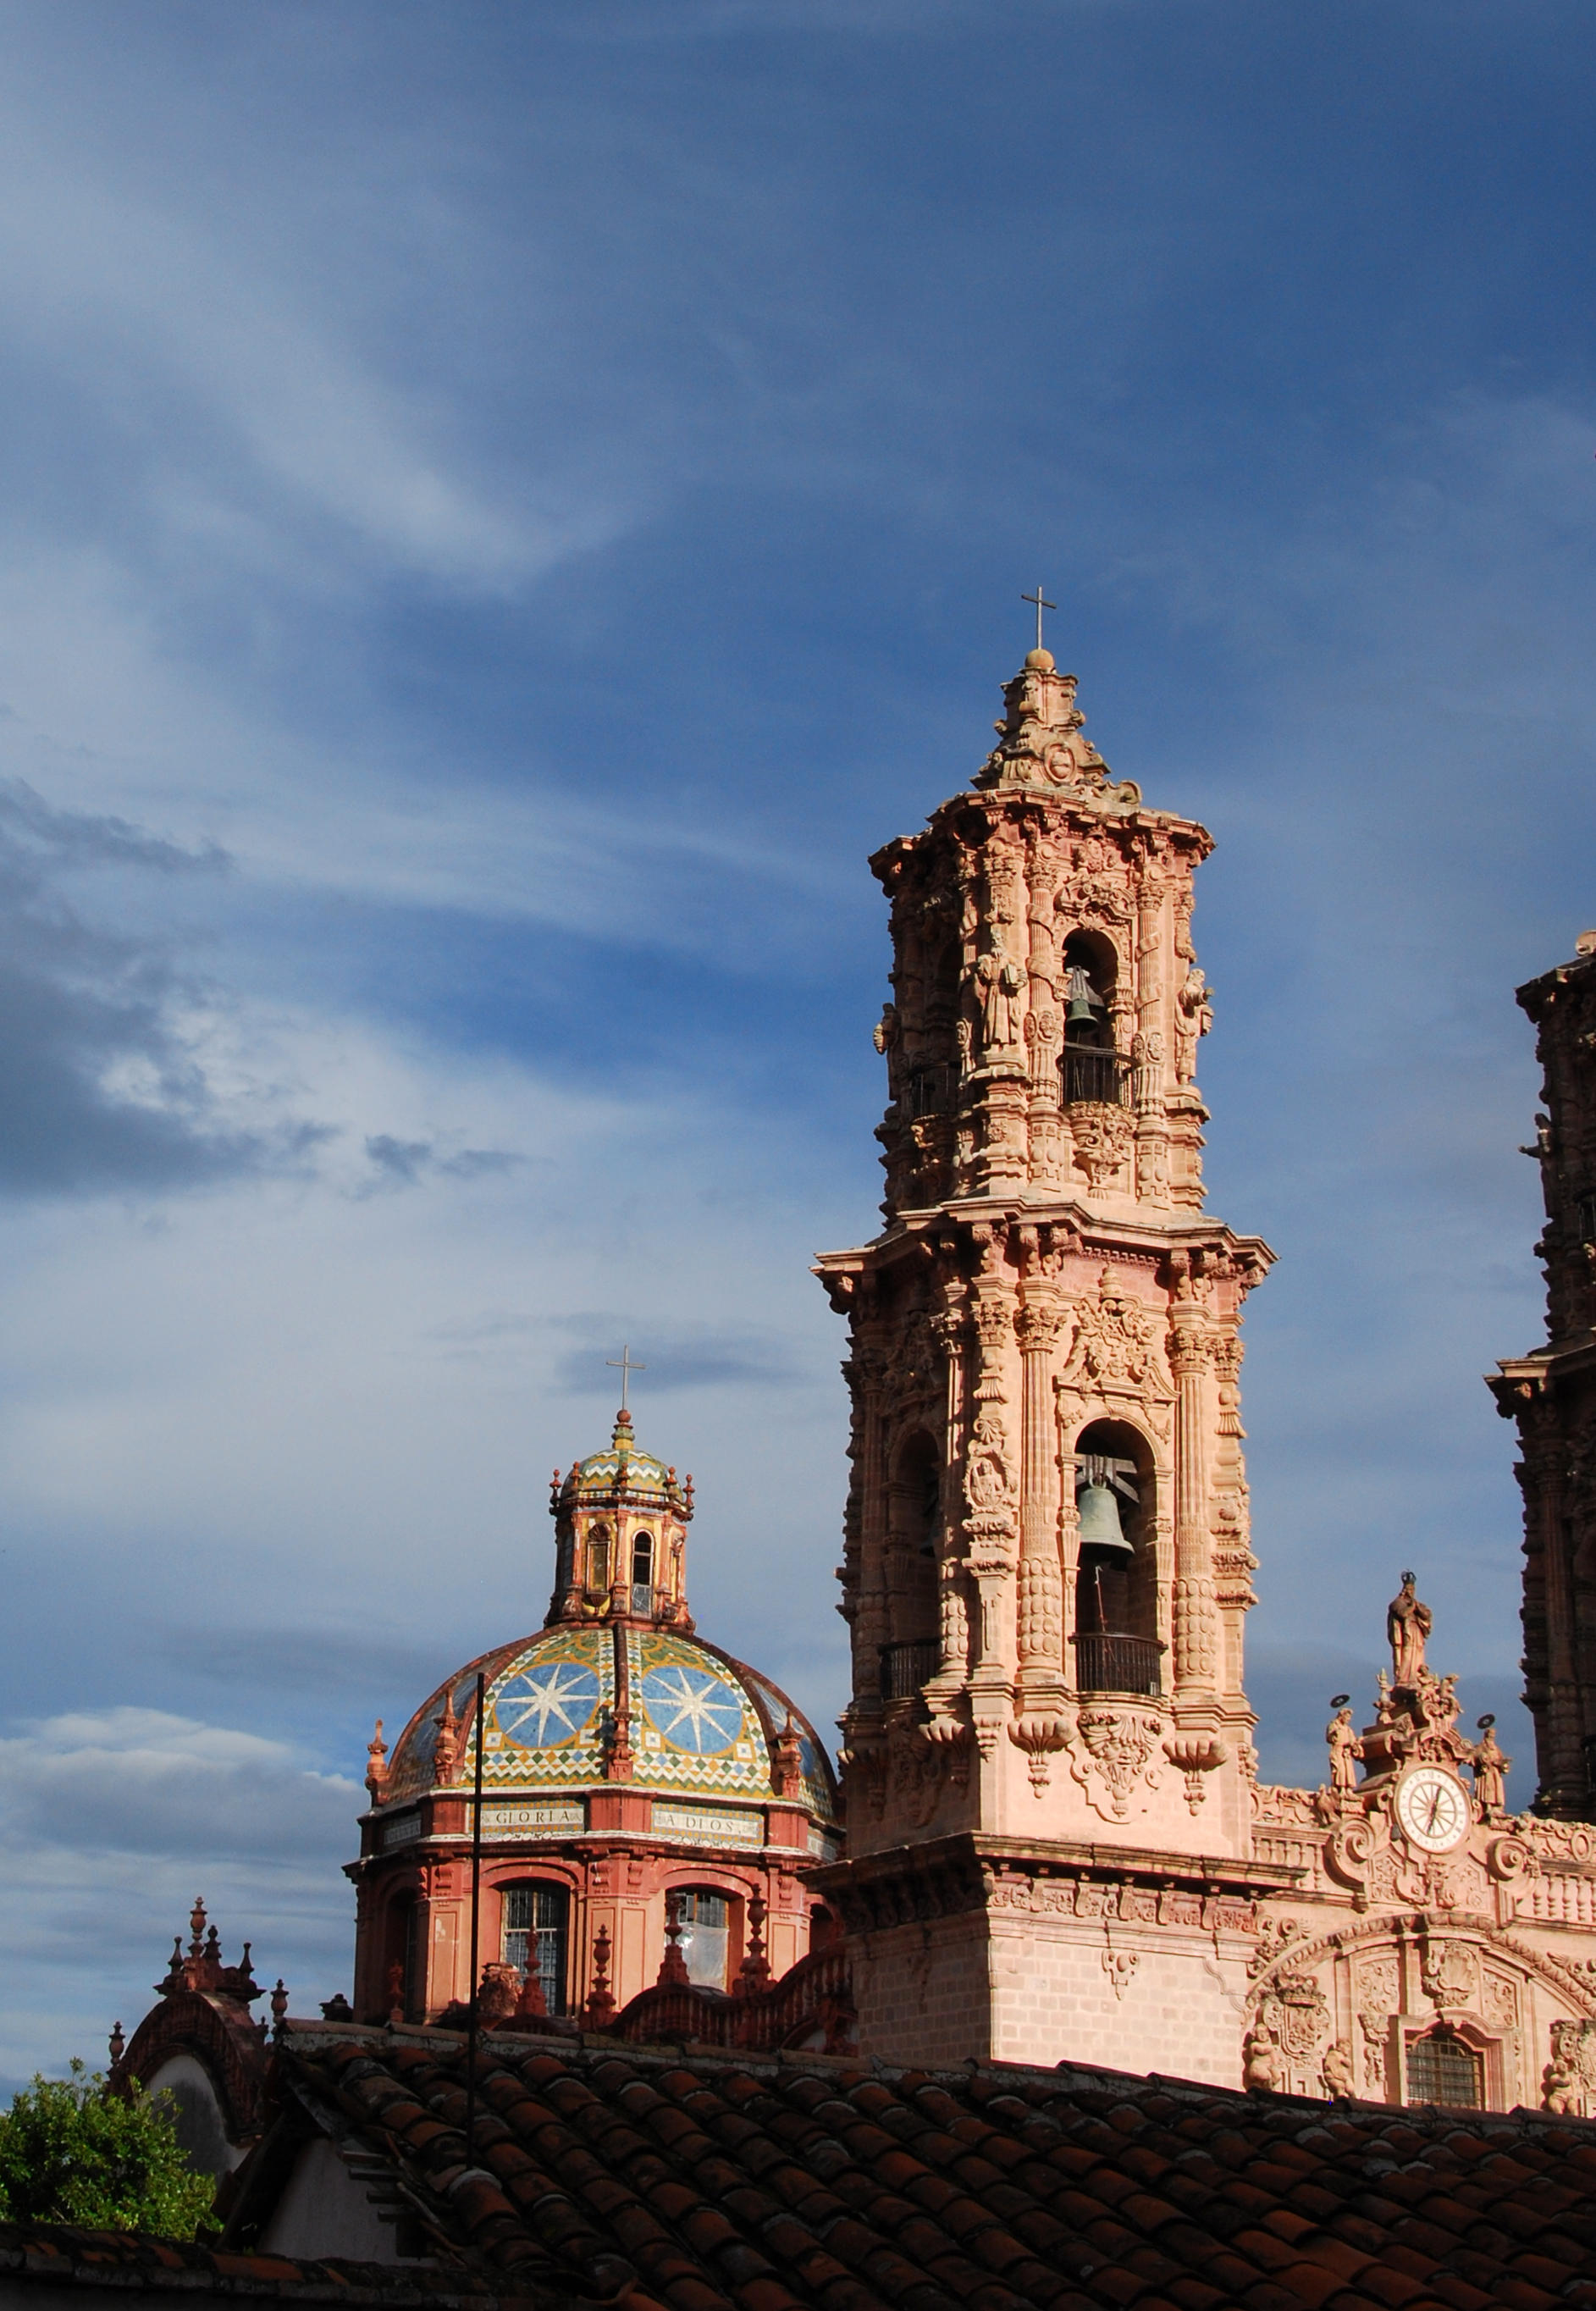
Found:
0,0 -> 1593,2085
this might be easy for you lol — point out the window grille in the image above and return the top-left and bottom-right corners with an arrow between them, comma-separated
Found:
1405,2030 -> 1483,2108
503,1883 -> 569,2015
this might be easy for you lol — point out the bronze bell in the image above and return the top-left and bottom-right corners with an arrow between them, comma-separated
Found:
1066,987 -> 1099,1029
1076,1479 -> 1133,1557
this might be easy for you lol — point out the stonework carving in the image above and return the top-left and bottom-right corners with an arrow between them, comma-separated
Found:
1102,1948 -> 1139,2000
1069,1102 -> 1135,1192
964,1402 -> 1015,1520
1057,1269 -> 1166,1398
1008,1711 -> 1071,1794
1072,1708 -> 1163,1822
1420,1938 -> 1480,2012
1242,2024 -> 1278,2091
1544,2018 -> 1596,2115
1164,1732 -> 1227,1812
1358,2010 -> 1390,2097
1015,1552 -> 1062,1670
1321,2039 -> 1356,2098
1255,1972 -> 1328,2069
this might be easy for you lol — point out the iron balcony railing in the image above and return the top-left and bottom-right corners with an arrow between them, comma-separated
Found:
1072,1631 -> 1164,1696
1060,1042 -> 1131,1109
879,1639 -> 941,1700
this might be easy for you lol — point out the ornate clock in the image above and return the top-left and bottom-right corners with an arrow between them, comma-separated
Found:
1394,1764 -> 1471,1853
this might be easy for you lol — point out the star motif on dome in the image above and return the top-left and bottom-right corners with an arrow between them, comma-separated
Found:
642,1665 -> 743,1755
494,1660 -> 600,1750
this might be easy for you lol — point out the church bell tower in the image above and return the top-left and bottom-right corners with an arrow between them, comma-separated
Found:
811,642 -> 1282,2078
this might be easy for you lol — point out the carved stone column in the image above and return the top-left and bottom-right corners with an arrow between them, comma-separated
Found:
1133,854 -> 1171,1208
1015,1292 -> 1066,1681
1024,838 -> 1063,1190
1168,1297 -> 1218,1696
930,1301 -> 971,1693
963,1262 -> 1019,1755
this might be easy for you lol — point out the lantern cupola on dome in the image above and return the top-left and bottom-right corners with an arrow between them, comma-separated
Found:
548,1406 -> 694,1629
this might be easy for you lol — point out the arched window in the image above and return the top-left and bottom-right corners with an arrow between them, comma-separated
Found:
1406,2027 -> 1483,2109
502,1883 -> 570,2016
631,1529 -> 654,1612
588,1524 -> 610,1591
676,1888 -> 732,1989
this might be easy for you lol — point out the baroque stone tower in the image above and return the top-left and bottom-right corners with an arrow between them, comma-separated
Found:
1490,930 -> 1596,1818
811,644 -> 1282,2077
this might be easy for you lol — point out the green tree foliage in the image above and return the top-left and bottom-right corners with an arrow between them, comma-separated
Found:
0,2060 -> 215,2238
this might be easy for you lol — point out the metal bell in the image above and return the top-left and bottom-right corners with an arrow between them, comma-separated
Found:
1066,989 -> 1099,1029
1076,1479 -> 1133,1557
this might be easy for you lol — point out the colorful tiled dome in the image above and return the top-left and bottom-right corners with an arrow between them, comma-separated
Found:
384,1623 -> 838,1825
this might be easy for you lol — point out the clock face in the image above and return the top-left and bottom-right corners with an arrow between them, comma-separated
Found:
1394,1766 -> 1472,1853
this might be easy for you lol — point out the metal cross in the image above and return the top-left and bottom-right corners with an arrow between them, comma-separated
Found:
606,1345 -> 646,1410
1021,583 -> 1057,652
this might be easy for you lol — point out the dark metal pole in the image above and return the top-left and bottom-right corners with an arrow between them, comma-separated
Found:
463,1671 -> 485,2166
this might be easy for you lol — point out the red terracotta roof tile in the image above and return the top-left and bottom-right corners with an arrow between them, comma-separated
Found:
203,2027 -> 1596,2311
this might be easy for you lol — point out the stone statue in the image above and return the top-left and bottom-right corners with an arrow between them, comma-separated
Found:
1243,2021 -> 1279,2092
873,1003 -> 898,1054
1387,1571 -> 1433,1689
978,948 -> 1024,1051
1321,2038 -> 1356,2099
1174,967 -> 1212,1082
1472,1722 -> 1509,1816
1326,1707 -> 1361,1798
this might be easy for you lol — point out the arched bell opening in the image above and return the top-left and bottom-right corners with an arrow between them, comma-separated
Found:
1058,929 -> 1128,1108
881,1428 -> 941,1698
1070,1418 -> 1162,1697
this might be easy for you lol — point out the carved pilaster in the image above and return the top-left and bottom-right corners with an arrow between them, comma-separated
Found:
929,1300 -> 972,1695
1015,1292 -> 1066,1683
1168,1278 -> 1218,1696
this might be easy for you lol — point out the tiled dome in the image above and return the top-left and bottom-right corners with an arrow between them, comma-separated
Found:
384,1623 -> 838,1825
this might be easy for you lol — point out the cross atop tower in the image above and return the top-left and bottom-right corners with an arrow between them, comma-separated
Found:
606,1344 -> 646,1411
1020,583 -> 1056,653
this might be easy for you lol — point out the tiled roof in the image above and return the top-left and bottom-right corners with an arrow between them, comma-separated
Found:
0,2218 -> 510,2303
236,2022 -> 1596,2311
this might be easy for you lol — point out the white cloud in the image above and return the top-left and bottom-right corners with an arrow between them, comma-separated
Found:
0,1708 -> 357,1863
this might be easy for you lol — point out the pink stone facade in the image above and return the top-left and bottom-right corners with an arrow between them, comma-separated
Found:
815,650 -> 1596,2108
